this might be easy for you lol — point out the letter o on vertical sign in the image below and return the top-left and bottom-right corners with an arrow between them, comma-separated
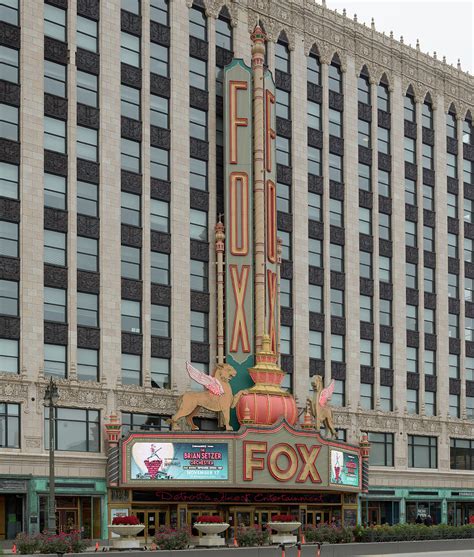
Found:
230,172 -> 249,256
266,179 -> 277,263
268,444 -> 298,482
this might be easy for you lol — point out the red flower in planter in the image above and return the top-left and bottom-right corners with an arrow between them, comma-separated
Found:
271,514 -> 298,522
195,515 -> 225,523
112,516 -> 141,525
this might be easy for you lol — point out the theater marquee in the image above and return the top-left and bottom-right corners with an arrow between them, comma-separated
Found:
120,421 -> 362,492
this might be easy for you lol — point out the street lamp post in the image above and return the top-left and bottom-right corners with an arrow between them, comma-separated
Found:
44,377 -> 59,535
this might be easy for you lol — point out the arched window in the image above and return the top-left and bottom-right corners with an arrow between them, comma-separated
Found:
307,49 -> 320,85
404,88 -> 415,122
357,69 -> 370,104
446,111 -> 457,139
189,3 -> 207,41
275,35 -> 290,74
377,77 -> 390,112
422,96 -> 433,129
216,7 -> 232,51
463,114 -> 472,145
328,57 -> 342,94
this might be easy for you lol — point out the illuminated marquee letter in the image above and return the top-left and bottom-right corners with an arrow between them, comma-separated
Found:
267,270 -> 277,353
265,89 -> 276,172
296,444 -> 322,483
243,441 -> 267,481
229,81 -> 249,164
229,172 -> 249,256
268,444 -> 298,482
230,265 -> 251,353
266,179 -> 277,263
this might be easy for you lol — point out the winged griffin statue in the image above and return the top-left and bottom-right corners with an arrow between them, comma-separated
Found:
169,362 -> 248,431
307,376 -> 337,438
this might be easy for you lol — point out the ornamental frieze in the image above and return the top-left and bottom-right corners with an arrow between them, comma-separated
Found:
0,378 -> 29,400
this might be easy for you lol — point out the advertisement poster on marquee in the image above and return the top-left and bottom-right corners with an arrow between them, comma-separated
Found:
130,442 -> 229,481
330,450 -> 359,487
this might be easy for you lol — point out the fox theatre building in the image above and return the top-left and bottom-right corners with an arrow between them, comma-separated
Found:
104,27 -> 369,542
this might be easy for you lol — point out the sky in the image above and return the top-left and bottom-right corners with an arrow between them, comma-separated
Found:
324,0 -> 474,74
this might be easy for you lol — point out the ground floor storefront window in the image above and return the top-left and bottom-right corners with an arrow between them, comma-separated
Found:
0,494 -> 24,539
39,496 -> 101,538
406,501 -> 441,525
448,502 -> 474,525
361,500 -> 399,526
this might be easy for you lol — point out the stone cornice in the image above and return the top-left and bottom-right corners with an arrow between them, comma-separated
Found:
238,0 -> 473,116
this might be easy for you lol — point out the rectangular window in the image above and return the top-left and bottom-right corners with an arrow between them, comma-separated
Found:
329,109 -> 342,138
190,157 -> 207,191
121,138 -> 141,174
307,54 -> 320,85
380,385 -> 393,412
309,330 -> 323,359
150,94 -> 169,129
0,45 -> 18,84
77,292 -> 98,328
0,161 -> 18,200
77,71 -> 98,107
360,383 -> 373,410
44,173 -> 66,210
422,143 -> 433,170
0,280 -> 18,316
328,64 -> 342,94
190,209 -> 207,241
329,153 -> 342,183
151,357 -> 170,389
425,391 -> 436,417
360,295 -> 372,323
378,127 -> 390,154
423,225 -> 434,252
464,119 -> 473,145
377,84 -> 389,112
331,334 -> 344,362
449,354 -> 460,379
275,42 -> 290,74
378,169 -> 390,197
76,126 -> 98,162
216,17 -> 232,50
121,300 -> 141,333
44,230 -> 66,267
465,238 -> 474,263
122,0 -> 140,14
276,89 -> 290,120
44,116 -> 66,153
424,349 -> 435,376
332,379 -> 345,407
423,184 -> 434,211
360,339 -> 373,367
77,16 -> 98,52
465,198 -> 473,223
44,344 -> 66,378
449,394 -> 460,418
405,262 -> 417,289
0,338 -> 18,374
450,438 -> 474,470
446,113 -> 457,138
379,256 -> 391,286
367,432 -> 394,467
407,388 -> 418,414
77,348 -> 99,382
190,107 -> 207,140
425,267 -> 436,294
121,191 -> 141,227
359,207 -> 371,235
308,146 -> 321,176
464,159 -> 473,185
277,182 -> 290,213
122,353 -> 141,385
121,245 -> 140,280
189,6 -> 207,40
447,152 -> 457,178
330,288 -> 344,317
309,284 -> 322,314
0,403 -> 19,448
357,76 -> 370,104
0,220 -> 18,258
406,304 -> 418,331
151,146 -> 169,181
449,313 -> 459,339
151,304 -> 170,337
150,198 -> 169,233
406,346 -> 418,374
151,251 -> 169,284
329,198 -> 343,227
44,287 -> 66,323
121,411 -> 170,435
280,278 -> 291,308
280,325 -> 292,355
307,101 -> 321,130
279,230 -> 291,260
359,250 -> 372,279
0,103 -> 18,141
276,136 -> 290,167
379,212 -> 391,240
466,277 -> 474,302
467,397 -> 474,420
121,85 -> 140,120
45,407 -> 100,452
380,342 -> 392,369
191,310 -> 208,343
404,96 -> 415,122
379,299 -> 392,326
44,60 -> 66,97
405,178 -> 416,205
189,56 -> 207,90
358,120 -> 371,149
77,181 -> 98,217
358,163 -> 371,191
121,32 -> 140,67
77,236 -> 98,272
448,233 -> 458,259
190,259 -> 208,292
405,220 -> 417,247
308,239 -> 322,267
44,4 -> 66,42
404,137 -> 416,164
151,42 -> 169,77
422,103 -> 433,129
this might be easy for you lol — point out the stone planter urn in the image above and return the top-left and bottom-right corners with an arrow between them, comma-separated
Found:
267,521 -> 301,544
193,522 -> 230,546
108,524 -> 145,549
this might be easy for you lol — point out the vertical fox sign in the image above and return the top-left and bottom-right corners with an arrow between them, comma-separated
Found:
224,60 -> 254,392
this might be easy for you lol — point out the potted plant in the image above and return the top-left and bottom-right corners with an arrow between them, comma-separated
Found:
193,515 -> 230,547
108,515 -> 145,549
267,514 -> 302,544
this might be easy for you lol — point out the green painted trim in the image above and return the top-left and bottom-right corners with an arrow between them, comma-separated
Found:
224,58 -> 252,72
228,354 -> 254,429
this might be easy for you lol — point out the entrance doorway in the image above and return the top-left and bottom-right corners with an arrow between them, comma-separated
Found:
187,509 -> 223,538
134,510 -> 169,541
306,509 -> 330,526
0,495 -> 24,540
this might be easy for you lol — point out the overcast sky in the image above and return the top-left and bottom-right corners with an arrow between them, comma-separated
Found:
324,0 -> 474,74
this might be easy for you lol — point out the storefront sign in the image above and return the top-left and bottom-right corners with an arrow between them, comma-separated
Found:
146,491 -> 342,505
330,450 -> 360,487
129,442 -> 229,481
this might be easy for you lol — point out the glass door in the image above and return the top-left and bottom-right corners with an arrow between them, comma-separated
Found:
187,509 -> 223,538
133,509 -> 169,542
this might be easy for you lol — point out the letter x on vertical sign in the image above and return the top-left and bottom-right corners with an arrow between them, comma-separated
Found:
230,265 -> 251,353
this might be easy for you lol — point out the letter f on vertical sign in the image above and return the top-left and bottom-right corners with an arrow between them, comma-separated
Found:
229,81 -> 249,164
230,265 -> 251,353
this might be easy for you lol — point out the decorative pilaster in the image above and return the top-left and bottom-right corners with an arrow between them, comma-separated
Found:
251,26 -> 266,353
215,220 -> 225,364
104,413 -> 122,486
359,433 -> 370,493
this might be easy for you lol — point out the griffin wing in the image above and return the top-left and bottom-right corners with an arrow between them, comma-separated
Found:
318,379 -> 335,407
185,361 -> 224,396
